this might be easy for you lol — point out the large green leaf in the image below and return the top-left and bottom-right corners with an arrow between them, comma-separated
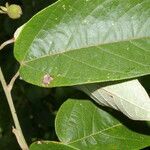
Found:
14,0 -> 150,87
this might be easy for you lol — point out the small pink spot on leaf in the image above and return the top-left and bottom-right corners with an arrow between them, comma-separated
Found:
43,74 -> 53,85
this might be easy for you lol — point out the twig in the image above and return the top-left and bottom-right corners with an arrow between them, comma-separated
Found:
0,67 -> 29,150
8,71 -> 19,91
0,38 -> 14,51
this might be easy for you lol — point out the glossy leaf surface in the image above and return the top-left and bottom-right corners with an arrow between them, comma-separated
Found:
30,142 -> 74,150
54,99 -> 150,149
14,0 -> 150,87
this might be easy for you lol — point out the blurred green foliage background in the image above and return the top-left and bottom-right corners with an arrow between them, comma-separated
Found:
0,0 -> 149,149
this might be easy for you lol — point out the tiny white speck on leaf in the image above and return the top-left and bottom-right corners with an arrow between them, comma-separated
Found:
62,4 -> 66,10
112,23 -> 114,26
37,141 -> 42,144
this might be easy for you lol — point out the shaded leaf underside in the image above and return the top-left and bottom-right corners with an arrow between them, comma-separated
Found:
79,79 -> 150,121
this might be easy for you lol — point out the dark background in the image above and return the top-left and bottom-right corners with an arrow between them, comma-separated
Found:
0,0 -> 149,149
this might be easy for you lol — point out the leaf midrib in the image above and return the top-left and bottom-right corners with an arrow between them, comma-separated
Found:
101,88 -> 150,114
67,123 -> 142,147
22,36 -> 150,64
67,123 -> 121,144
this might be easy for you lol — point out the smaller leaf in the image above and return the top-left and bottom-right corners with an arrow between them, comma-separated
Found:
30,141 -> 74,150
79,79 -> 150,121
55,99 -> 150,150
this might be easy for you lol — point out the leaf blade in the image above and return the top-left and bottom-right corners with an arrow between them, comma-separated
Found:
14,0 -> 150,87
30,141 -> 76,150
55,99 -> 150,149
79,79 -> 150,121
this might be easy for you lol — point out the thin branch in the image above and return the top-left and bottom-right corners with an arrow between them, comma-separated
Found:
0,10 -> 7,14
8,71 -> 19,91
0,38 -> 14,51
0,67 -> 29,150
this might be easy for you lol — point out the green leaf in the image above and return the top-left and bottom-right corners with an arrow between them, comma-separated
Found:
55,99 -> 150,150
30,142 -> 75,150
14,0 -> 150,87
79,79 -> 150,121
